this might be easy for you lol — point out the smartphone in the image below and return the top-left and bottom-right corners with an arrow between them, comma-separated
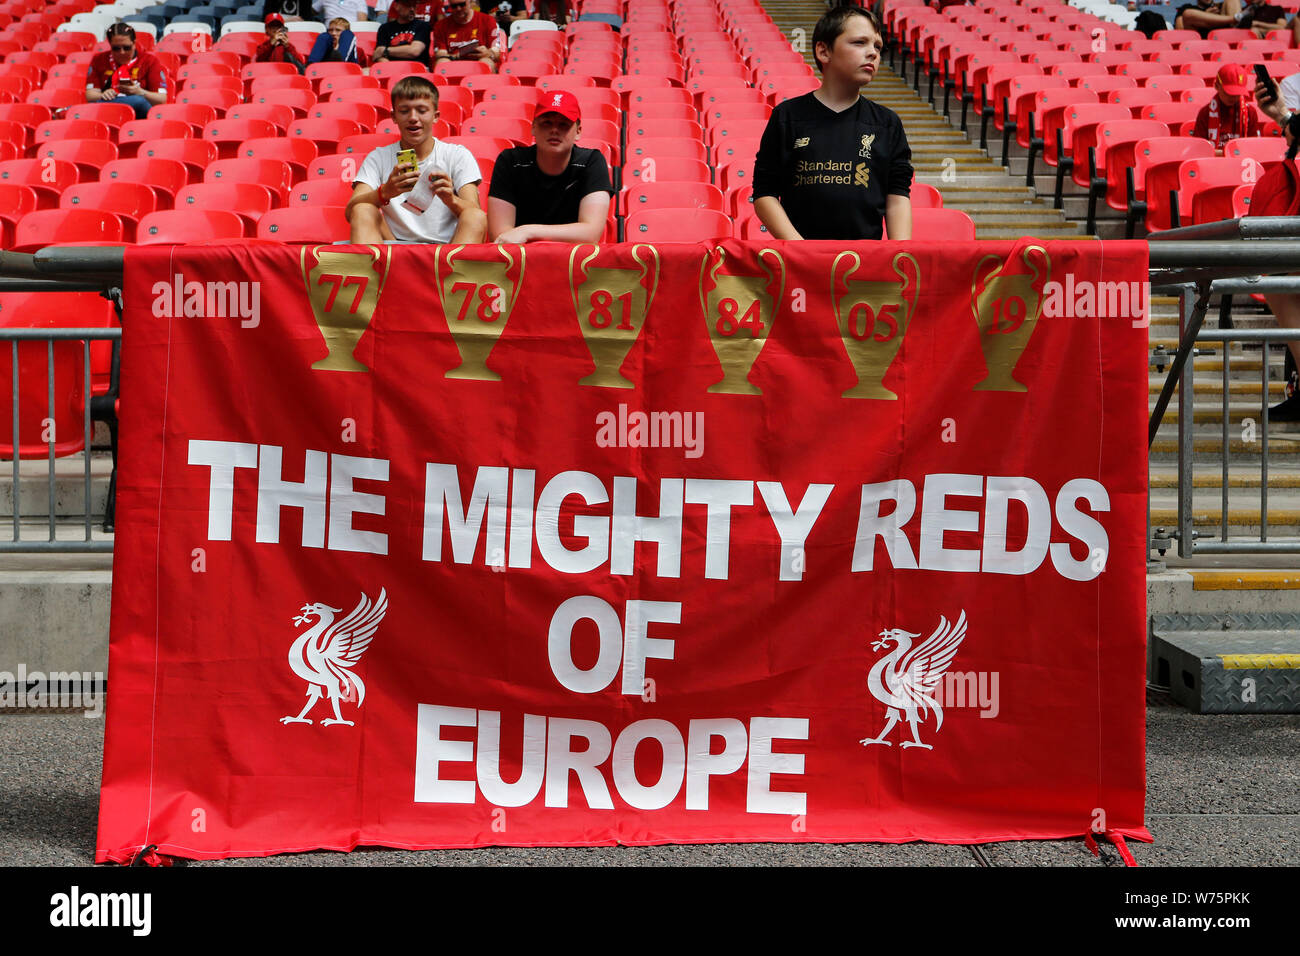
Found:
1255,63 -> 1279,104
396,148 -> 418,170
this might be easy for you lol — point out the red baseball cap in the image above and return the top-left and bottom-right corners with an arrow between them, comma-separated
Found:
535,90 -> 581,122
264,13 -> 286,27
1217,63 -> 1250,97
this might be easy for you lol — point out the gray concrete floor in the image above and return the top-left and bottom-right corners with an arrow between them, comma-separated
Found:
1,694 -> 1295,867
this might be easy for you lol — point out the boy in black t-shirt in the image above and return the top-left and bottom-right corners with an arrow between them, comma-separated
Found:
374,0 -> 432,66
487,90 -> 614,243
753,5 -> 913,240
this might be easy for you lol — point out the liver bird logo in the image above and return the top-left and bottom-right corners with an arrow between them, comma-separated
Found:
860,610 -> 967,750
280,588 -> 387,728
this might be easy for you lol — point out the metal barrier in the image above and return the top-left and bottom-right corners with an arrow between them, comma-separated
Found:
3,234 -> 1300,556
1,328 -> 120,554
1149,219 -> 1300,558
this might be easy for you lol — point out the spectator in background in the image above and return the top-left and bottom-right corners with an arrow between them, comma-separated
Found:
308,17 -> 367,64
1176,1 -> 1297,42
433,0 -> 503,71
1193,64 -> 1262,150
487,90 -> 613,243
257,15 -> 307,74
532,0 -> 566,27
263,0 -> 307,23
313,0 -> 366,24
85,23 -> 168,120
408,0 -> 440,22
373,0 -> 432,67
481,0 -> 527,36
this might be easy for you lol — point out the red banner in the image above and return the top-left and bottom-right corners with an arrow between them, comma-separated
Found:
97,239 -> 1152,861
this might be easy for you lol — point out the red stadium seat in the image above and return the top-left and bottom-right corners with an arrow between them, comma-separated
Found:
622,181 -> 724,217
459,115 -> 531,143
0,181 -> 38,245
625,207 -> 730,241
621,154 -> 710,190
1225,136 -> 1287,165
896,207 -> 976,241
912,182 -> 943,208
338,132 -> 396,157
116,118 -> 192,157
286,117 -> 364,155
435,60 -> 491,78
225,102 -> 295,132
1177,156 -> 1267,225
0,157 -> 77,207
328,87 -> 392,119
99,157 -> 190,210
148,102 -> 218,134
1232,182 -> 1252,218
256,205 -> 349,242
33,138 -> 117,179
1129,136 -> 1216,233
179,88 -> 242,116
250,87 -> 318,118
1109,87 -> 1175,118
309,100 -> 378,131
12,207 -> 122,252
1091,119 -> 1171,225
137,209 -> 247,244
61,181 -> 157,242
63,102 -> 136,129
1139,101 -> 1203,130
174,182 -> 275,232
0,292 -> 94,458
203,118 -> 279,159
242,61 -> 299,90
136,138 -> 219,184
236,136 -> 317,182
32,118 -> 111,146
205,157 -> 295,206
305,61 -> 363,91
304,152 -> 357,181
370,61 -> 428,87
287,178 -> 354,206
319,74 -> 383,100
26,87 -> 83,110
625,137 -> 708,164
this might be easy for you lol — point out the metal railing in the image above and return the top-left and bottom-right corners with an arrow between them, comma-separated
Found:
3,235 -> 1300,556
1,328 -> 120,553
1,247 -> 124,553
1149,219 -> 1300,558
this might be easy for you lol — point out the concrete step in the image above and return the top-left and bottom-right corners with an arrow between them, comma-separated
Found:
0,455 -> 113,519
1150,617 -> 1300,713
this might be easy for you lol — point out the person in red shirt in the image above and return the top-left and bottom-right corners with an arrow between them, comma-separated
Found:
84,23 -> 168,120
256,14 -> 307,74
432,0 -> 502,71
1193,63 -> 1263,150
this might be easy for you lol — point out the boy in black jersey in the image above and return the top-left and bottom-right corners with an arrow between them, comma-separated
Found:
753,6 -> 913,240
487,90 -> 614,243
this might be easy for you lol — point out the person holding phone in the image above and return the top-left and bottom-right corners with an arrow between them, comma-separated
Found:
347,76 -> 486,244
256,15 -> 307,74
84,23 -> 168,120
432,0 -> 503,72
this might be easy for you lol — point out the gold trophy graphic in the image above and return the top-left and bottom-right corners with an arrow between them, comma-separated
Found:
971,244 -> 1051,392
433,244 -> 524,381
301,244 -> 393,372
699,246 -> 785,395
831,250 -> 921,400
568,243 -> 660,389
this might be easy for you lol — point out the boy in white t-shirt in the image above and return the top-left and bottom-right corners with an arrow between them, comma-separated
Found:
347,76 -> 486,243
